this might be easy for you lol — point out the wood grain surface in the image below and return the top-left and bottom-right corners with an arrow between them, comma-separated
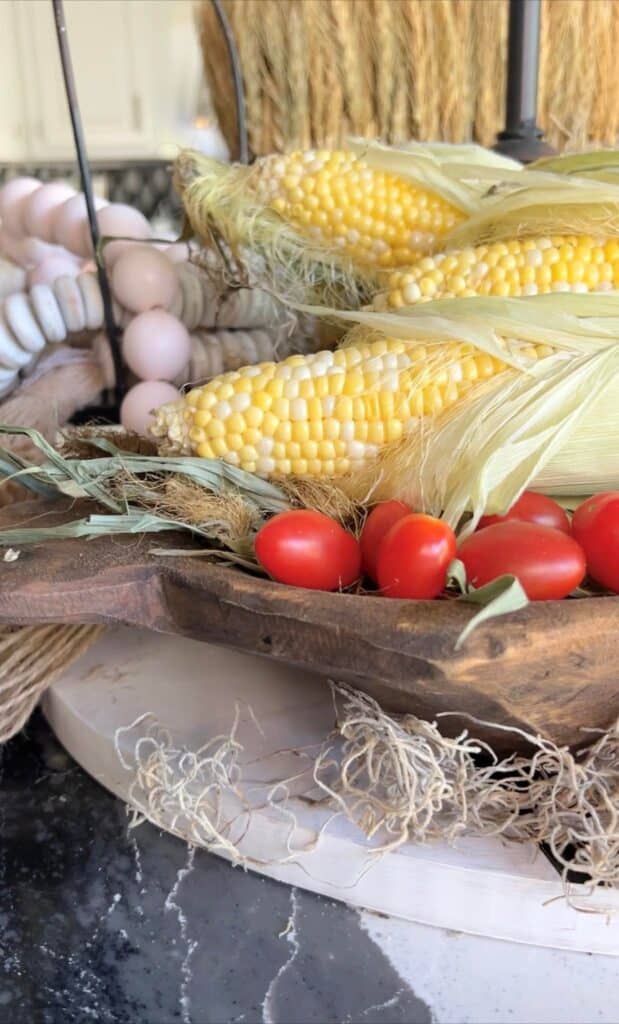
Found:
1,500 -> 617,753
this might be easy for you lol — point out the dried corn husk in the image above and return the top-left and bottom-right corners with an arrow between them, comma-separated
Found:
306,293 -> 619,527
175,143 -> 521,310
445,168 -> 619,249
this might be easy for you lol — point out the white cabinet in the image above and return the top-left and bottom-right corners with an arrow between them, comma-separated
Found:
0,1 -> 28,161
0,0 -> 202,162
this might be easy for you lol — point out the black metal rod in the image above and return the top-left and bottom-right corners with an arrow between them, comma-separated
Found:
210,0 -> 248,164
52,0 -> 125,402
505,0 -> 542,131
493,0 -> 554,162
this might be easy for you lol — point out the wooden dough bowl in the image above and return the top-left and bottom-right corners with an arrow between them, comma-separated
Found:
1,500 -> 617,754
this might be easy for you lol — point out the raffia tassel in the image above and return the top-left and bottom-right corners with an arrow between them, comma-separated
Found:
112,678 -> 619,904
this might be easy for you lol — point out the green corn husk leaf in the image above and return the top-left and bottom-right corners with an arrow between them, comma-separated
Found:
0,426 -> 292,556
455,574 -> 529,650
0,425 -> 290,513
447,560 -> 530,647
301,293 -> 619,527
0,512 -> 202,547
0,449 -> 58,500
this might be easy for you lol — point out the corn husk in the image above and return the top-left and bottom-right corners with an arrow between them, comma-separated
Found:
0,427 -> 291,555
399,139 -> 522,172
528,148 -> 619,184
305,293 -> 619,528
346,138 -> 519,213
174,143 -> 527,309
445,167 -> 619,248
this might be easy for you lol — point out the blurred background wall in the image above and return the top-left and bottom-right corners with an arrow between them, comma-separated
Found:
2,0 -> 618,174
0,0 -> 229,227
0,0 -> 216,164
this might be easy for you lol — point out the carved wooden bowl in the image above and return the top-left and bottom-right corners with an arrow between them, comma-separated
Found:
1,501 -> 616,753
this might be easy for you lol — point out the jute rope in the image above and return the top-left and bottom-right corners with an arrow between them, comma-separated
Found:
0,348 -> 109,741
0,624 -> 105,742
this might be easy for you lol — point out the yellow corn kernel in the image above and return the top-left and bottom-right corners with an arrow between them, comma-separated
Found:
275,421 -> 292,442
245,407 -> 264,429
261,411 -> 279,436
152,338 -> 549,480
292,421 -> 310,443
371,235 -> 619,308
254,391 -> 273,412
251,149 -> 465,268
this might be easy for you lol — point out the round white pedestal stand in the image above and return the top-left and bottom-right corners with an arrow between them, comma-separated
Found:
42,624 -> 619,956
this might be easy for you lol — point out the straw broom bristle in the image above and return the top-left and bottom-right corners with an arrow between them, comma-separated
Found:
199,0 -> 619,157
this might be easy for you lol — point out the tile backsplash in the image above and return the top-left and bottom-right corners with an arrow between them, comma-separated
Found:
0,160 -> 182,233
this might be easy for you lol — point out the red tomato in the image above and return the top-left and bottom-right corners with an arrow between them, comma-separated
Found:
478,491 -> 570,534
459,521 -> 585,600
360,500 -> 411,581
572,492 -> 619,591
255,509 -> 361,591
376,513 -> 457,599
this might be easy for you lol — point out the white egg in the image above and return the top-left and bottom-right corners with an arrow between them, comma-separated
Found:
122,309 -> 191,381
111,245 -> 178,313
0,177 -> 41,236
52,194 -> 108,255
22,182 -> 77,241
120,380 -> 181,436
80,203 -> 152,259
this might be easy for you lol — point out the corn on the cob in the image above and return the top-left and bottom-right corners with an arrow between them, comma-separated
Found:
251,150 -> 465,270
372,235 -> 619,309
153,338 -> 555,478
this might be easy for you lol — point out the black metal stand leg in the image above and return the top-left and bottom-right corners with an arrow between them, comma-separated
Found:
493,0 -> 555,163
210,0 -> 248,164
52,0 -> 125,405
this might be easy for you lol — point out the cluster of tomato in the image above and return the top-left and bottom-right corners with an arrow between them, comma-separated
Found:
254,491 -> 619,601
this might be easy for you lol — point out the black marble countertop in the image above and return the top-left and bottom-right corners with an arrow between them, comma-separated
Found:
0,713 -> 430,1024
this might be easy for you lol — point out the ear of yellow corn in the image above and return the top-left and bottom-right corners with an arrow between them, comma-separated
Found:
153,333 -> 551,480
371,236 -> 619,309
252,150 -> 465,270
154,295 -> 619,528
173,143 -> 515,309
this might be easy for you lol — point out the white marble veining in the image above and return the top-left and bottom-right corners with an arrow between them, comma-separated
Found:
362,910 -> 619,1024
